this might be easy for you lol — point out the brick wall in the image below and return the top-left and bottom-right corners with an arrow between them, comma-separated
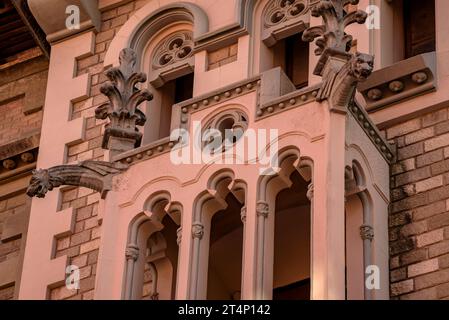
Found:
207,43 -> 238,71
0,98 -> 42,146
388,107 -> 449,299
0,46 -> 48,300
0,193 -> 27,300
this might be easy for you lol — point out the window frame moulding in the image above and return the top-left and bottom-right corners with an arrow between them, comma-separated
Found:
150,31 -> 195,88
261,0 -> 319,47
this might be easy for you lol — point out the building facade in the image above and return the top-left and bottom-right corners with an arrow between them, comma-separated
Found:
0,0 -> 448,300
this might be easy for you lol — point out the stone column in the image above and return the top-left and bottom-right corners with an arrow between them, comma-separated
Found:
188,221 -> 204,299
360,224 -> 374,300
124,243 -> 139,299
255,200 -> 269,300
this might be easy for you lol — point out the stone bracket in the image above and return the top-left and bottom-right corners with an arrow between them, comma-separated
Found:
358,52 -> 437,112
26,160 -> 128,199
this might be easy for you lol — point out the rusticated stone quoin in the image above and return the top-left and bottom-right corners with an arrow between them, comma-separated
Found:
95,48 -> 153,157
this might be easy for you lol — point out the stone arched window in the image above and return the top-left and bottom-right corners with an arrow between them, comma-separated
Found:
345,160 -> 375,300
251,0 -> 311,88
124,192 -> 182,300
256,147 -> 313,300
141,24 -> 195,144
101,3 -> 210,145
201,109 -> 249,155
188,170 -> 247,300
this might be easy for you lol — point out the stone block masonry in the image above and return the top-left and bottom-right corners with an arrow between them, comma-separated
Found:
388,106 -> 449,300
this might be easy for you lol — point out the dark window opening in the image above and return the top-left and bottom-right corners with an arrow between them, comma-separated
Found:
158,72 -> 194,139
273,278 -> 310,300
404,0 -> 435,59
272,170 -> 311,300
174,72 -> 194,104
272,33 -> 309,89
207,193 -> 244,300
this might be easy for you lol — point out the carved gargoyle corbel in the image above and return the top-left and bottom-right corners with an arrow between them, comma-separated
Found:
95,48 -> 153,156
302,0 -> 373,112
26,161 -> 128,199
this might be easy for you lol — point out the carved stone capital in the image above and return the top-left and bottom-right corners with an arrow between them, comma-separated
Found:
125,244 -> 139,261
192,222 -> 204,240
360,225 -> 374,241
240,206 -> 247,223
256,201 -> 269,218
177,227 -> 183,246
306,183 -> 314,201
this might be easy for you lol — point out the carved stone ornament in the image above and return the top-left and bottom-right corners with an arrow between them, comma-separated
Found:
152,31 -> 194,69
306,183 -> 314,201
26,160 -> 128,199
240,206 -> 247,223
302,0 -> 373,111
192,222 -> 204,239
176,227 -> 183,246
150,293 -> 160,300
256,201 -> 269,218
360,225 -> 374,241
263,0 -> 311,28
95,48 -> 153,156
202,110 -> 249,154
125,243 -> 140,261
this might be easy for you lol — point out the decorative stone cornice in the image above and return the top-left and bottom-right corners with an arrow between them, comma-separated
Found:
26,160 -> 128,199
358,52 -> 437,112
0,133 -> 40,162
349,102 -> 395,164
256,201 -> 269,218
125,243 -> 139,261
112,137 -> 175,165
360,225 -> 374,241
175,77 -> 261,129
0,133 -> 40,182
95,48 -> 153,157
257,84 -> 320,119
192,222 -> 204,239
